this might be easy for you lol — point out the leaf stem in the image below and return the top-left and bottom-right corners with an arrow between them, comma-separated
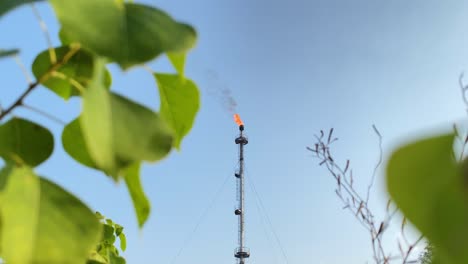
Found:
0,46 -> 81,121
21,104 -> 66,125
31,3 -> 56,64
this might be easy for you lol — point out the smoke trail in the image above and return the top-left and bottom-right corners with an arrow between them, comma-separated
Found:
205,69 -> 238,115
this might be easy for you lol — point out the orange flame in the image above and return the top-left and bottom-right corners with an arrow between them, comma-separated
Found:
233,114 -> 243,126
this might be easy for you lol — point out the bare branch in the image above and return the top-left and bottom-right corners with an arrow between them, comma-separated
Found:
366,124 -> 383,204
308,128 -> 419,264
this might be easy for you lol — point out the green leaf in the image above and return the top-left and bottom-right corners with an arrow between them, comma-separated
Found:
49,0 -> 197,69
155,74 -> 200,150
81,58 -> 116,176
0,165 -> 102,264
387,134 -> 468,264
110,94 -> 174,163
62,118 -> 96,168
102,224 -> 116,244
0,0 -> 43,18
87,250 -> 108,264
167,52 -> 186,76
0,49 -> 19,59
79,91 -> 174,177
64,94 -> 175,176
79,58 -> 174,177
114,224 -> 123,236
123,163 -> 150,227
32,46 -> 112,100
58,28 -> 72,45
0,165 -> 39,263
108,251 -> 126,264
118,233 -> 127,252
79,92 -> 174,175
0,118 -> 53,166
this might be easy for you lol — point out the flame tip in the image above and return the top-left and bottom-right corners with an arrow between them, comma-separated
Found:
233,113 -> 244,126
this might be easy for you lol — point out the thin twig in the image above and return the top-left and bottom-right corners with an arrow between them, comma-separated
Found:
13,55 -> 33,84
402,235 -> 424,264
0,46 -> 80,121
21,104 -> 66,125
459,73 -> 468,110
366,124 -> 383,204
31,3 -> 56,64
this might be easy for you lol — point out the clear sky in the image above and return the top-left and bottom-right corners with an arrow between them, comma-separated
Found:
2,0 -> 468,263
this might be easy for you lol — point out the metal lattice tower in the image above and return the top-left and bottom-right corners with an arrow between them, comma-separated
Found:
234,124 -> 250,264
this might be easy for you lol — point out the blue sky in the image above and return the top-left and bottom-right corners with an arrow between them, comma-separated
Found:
2,0 -> 468,263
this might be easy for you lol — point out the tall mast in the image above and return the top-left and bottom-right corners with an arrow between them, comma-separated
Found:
234,124 -> 250,264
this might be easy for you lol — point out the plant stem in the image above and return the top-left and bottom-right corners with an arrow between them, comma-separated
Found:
0,45 -> 81,121
0,81 -> 38,120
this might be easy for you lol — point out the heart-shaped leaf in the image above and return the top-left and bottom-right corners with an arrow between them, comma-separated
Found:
0,118 -> 53,167
387,134 -> 468,264
49,0 -> 197,69
64,59 -> 173,177
0,165 -> 101,264
155,74 -> 200,150
32,46 -> 112,100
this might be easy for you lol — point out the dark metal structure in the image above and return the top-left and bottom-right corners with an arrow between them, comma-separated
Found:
234,124 -> 250,264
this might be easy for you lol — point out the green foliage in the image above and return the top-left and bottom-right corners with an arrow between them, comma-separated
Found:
88,213 -> 127,264
0,118 -> 53,166
62,118 -> 97,168
123,163 -> 150,228
156,74 -> 200,149
49,0 -> 196,69
32,46 -> 112,99
0,49 -> 19,59
0,0 -> 199,262
420,243 -> 435,264
387,134 -> 468,264
167,52 -> 187,77
0,0 -> 43,18
79,86 -> 175,177
0,165 -> 102,264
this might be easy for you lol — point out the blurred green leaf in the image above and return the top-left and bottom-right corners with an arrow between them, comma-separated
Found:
102,224 -> 115,244
0,118 -> 53,166
0,165 -> 101,264
0,49 -> 19,59
0,0 -> 43,18
155,74 -> 199,150
167,52 -> 186,76
81,58 -> 116,176
95,211 -> 105,220
32,46 -> 112,100
118,233 -> 127,252
79,59 -> 174,177
62,118 -> 96,168
108,251 -> 126,264
110,94 -> 173,163
114,224 -> 123,236
87,250 -> 108,264
387,134 -> 468,264
123,163 -> 150,227
0,165 -> 39,263
58,28 -> 72,45
49,0 -> 196,69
